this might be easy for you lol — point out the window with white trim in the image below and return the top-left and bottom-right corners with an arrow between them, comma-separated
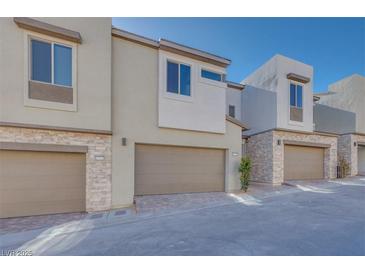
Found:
166,60 -> 191,96
201,69 -> 223,82
31,38 -> 72,87
289,82 -> 304,122
290,83 -> 303,108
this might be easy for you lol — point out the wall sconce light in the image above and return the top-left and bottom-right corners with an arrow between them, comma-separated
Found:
121,137 -> 127,146
95,155 -> 105,161
354,142 -> 357,147
277,139 -> 281,146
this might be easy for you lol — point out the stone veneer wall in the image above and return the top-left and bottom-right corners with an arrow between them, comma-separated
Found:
0,126 -> 112,212
338,134 -> 365,176
246,131 -> 274,183
247,130 -> 337,184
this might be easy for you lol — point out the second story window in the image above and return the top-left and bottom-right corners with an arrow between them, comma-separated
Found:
290,83 -> 303,122
167,61 -> 191,96
201,69 -> 223,82
229,105 -> 235,118
290,83 -> 303,108
31,39 -> 72,87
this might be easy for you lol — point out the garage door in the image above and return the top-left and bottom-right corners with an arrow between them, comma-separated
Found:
284,145 -> 324,180
0,150 -> 86,218
135,144 -> 225,195
358,145 -> 365,175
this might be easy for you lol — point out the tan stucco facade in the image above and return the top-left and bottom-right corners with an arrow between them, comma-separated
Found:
111,37 -> 243,208
0,17 -> 112,131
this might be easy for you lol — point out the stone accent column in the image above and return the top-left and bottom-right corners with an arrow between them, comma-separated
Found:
246,131 -> 274,184
272,132 -> 284,184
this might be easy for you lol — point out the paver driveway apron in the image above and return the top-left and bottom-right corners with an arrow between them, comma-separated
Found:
0,177 -> 364,255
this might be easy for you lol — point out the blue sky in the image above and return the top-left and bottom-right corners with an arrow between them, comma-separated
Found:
112,18 -> 365,92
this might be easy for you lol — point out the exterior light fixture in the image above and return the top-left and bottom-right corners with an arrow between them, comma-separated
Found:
277,139 -> 281,146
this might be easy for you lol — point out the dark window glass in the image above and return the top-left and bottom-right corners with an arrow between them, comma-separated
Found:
180,64 -> 191,96
201,69 -> 222,81
229,105 -> 235,118
296,85 -> 303,108
167,61 -> 179,93
290,83 -> 296,107
54,44 -> 72,86
31,40 -> 51,83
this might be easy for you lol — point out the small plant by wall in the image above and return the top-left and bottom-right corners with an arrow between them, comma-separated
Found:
239,156 -> 252,192
337,156 -> 350,178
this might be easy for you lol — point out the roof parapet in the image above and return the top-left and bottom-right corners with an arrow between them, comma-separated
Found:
112,27 -> 231,68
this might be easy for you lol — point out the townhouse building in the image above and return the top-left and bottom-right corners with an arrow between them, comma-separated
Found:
227,55 -> 338,184
0,18 -> 362,219
314,74 -> 365,176
0,18 -> 245,218
111,29 -> 245,208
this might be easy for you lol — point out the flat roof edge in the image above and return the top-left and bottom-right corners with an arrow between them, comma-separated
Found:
112,27 -> 231,68
112,27 -> 159,48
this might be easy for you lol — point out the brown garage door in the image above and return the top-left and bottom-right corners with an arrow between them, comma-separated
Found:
135,144 -> 225,195
0,150 -> 86,218
358,145 -> 365,175
284,145 -> 324,180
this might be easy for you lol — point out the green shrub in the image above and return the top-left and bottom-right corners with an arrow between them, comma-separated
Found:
338,156 -> 350,178
239,156 -> 252,192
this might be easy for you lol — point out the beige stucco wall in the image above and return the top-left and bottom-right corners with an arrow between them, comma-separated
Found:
319,74 -> 365,134
247,130 -> 337,184
226,87 -> 242,119
0,17 -> 112,131
242,54 -> 314,133
338,134 -> 365,176
111,37 -> 243,207
0,126 -> 112,211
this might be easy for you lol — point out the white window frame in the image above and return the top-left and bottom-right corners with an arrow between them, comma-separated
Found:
290,81 -> 303,109
166,59 -> 192,96
288,80 -> 304,125
24,31 -> 78,112
201,68 -> 223,82
199,65 -> 226,88
30,38 -> 73,88
161,55 -> 194,103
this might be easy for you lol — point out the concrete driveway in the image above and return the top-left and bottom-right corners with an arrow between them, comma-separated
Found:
1,177 -> 364,255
